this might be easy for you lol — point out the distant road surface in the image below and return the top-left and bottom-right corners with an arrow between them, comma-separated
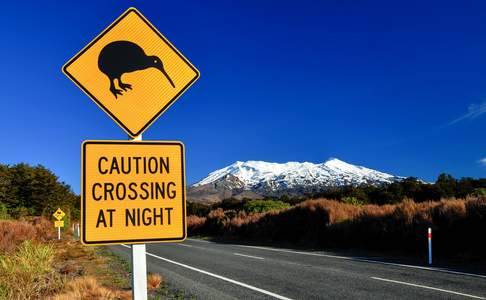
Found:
110,239 -> 486,300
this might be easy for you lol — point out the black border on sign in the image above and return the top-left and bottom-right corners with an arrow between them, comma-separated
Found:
81,140 -> 186,245
63,8 -> 200,138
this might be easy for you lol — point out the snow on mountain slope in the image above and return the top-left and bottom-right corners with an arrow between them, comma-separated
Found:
193,158 -> 401,190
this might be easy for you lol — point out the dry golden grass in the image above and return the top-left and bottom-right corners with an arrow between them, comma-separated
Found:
0,220 -> 36,252
147,273 -> 163,290
30,216 -> 58,241
48,276 -> 131,300
302,199 -> 358,223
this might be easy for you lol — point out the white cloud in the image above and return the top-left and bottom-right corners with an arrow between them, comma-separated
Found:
448,101 -> 486,126
479,158 -> 486,166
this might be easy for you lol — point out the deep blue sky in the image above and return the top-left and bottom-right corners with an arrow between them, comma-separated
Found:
1,1 -> 486,194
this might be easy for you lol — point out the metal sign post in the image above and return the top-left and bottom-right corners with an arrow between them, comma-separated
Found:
132,244 -> 148,300
130,134 -> 148,300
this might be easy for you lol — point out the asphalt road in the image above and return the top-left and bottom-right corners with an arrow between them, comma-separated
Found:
110,239 -> 486,300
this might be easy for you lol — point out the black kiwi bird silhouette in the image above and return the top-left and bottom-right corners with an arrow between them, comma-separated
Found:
98,41 -> 175,98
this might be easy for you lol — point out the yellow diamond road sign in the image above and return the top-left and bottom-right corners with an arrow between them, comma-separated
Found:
81,140 -> 186,245
63,7 -> 199,137
53,208 -> 65,221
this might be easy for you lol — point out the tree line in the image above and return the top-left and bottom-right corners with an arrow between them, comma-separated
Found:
311,174 -> 486,205
0,163 -> 79,220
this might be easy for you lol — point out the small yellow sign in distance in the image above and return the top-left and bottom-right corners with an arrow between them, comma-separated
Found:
54,221 -> 64,228
53,208 -> 65,221
81,140 -> 186,245
63,7 -> 199,137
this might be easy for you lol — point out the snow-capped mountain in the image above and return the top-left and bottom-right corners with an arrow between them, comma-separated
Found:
188,158 -> 403,203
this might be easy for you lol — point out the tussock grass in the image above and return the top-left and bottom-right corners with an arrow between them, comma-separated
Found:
48,276 -> 131,300
147,274 -> 163,290
0,240 -> 63,300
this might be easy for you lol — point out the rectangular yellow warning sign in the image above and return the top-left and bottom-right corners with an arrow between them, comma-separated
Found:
81,140 -> 186,245
54,221 -> 64,228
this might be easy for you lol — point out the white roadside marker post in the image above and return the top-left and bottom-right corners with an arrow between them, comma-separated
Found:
76,223 -> 80,240
130,134 -> 148,300
58,226 -> 61,240
428,227 -> 432,265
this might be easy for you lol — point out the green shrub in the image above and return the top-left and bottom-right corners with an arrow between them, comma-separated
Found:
243,200 -> 290,213
0,203 -> 9,220
470,188 -> 486,197
341,196 -> 364,206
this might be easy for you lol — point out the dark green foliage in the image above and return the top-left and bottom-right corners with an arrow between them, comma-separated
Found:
187,202 -> 211,216
277,194 -> 307,205
436,173 -> 457,198
0,163 -> 79,220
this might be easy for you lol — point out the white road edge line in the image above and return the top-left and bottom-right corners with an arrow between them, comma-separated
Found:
233,253 -> 265,260
120,245 -> 293,300
177,244 -> 193,248
371,276 -> 486,299
237,244 -> 486,279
